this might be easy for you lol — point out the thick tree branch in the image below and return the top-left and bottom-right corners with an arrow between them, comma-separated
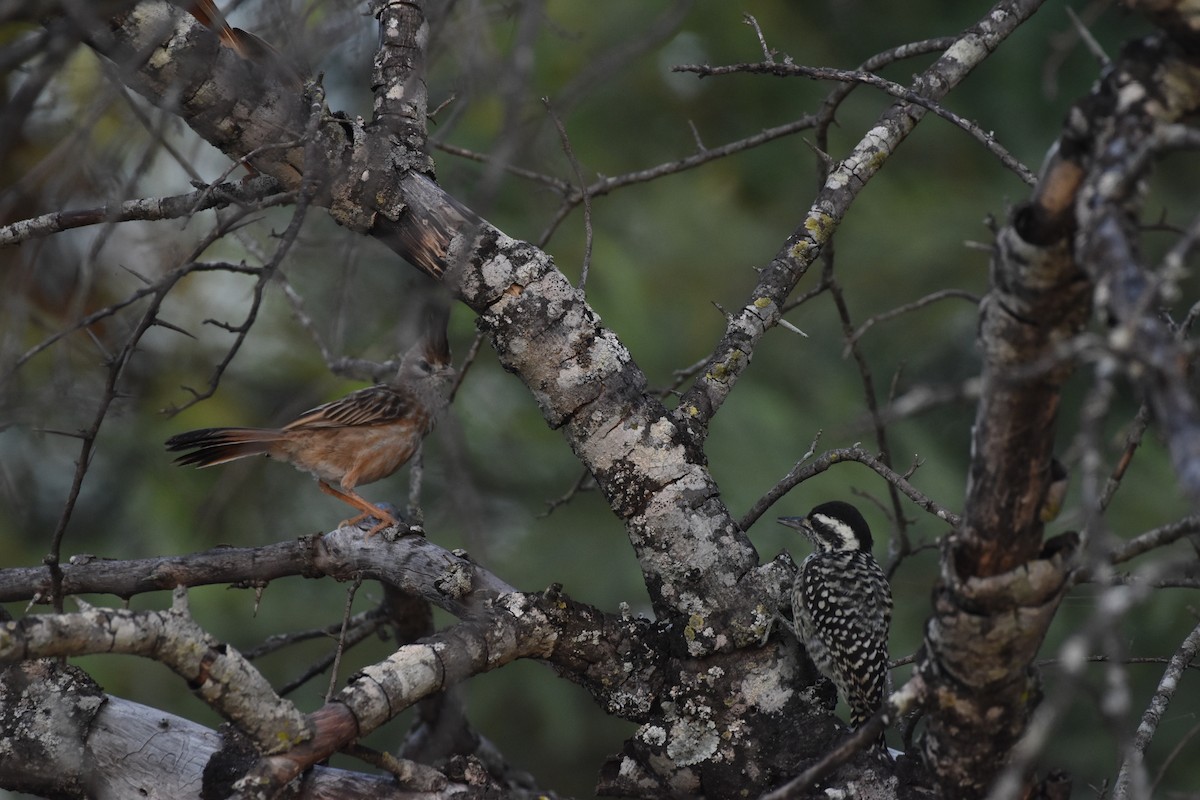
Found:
913,104 -> 1089,800
0,660 -> 494,799
1,546 -> 679,794
232,591 -> 558,796
1,588 -> 311,754
957,228 -> 1089,577
0,527 -> 671,743
918,18 -> 1200,799
984,562 -> 1171,800
371,0 -> 430,148
0,528 -> 512,617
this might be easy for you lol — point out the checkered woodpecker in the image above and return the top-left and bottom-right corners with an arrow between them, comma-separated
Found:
779,501 -> 893,739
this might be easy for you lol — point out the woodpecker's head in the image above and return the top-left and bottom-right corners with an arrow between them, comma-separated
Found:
778,501 -> 873,554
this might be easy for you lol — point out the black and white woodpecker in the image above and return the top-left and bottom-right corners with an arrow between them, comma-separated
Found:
778,501 -> 893,740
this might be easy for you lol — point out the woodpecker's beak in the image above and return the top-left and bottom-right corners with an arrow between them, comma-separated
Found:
778,515 -> 818,548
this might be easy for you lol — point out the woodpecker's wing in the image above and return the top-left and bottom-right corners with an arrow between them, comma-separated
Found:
283,385 -> 415,429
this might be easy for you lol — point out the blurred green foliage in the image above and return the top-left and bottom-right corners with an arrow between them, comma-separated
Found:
3,1 -> 1200,797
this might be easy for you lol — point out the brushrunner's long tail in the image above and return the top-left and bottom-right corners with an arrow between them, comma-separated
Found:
165,428 -> 285,467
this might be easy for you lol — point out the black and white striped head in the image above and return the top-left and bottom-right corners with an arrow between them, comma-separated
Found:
778,501 -> 873,554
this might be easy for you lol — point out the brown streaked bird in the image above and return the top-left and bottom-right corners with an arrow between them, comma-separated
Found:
166,326 -> 454,537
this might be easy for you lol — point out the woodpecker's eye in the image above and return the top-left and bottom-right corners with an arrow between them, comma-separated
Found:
417,358 -> 434,374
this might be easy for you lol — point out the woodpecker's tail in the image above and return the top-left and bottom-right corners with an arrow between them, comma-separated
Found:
165,427 -> 284,467
849,704 -> 891,754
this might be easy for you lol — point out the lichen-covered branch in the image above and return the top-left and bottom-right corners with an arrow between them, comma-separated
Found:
0,587 -> 311,754
0,660 -> 496,799
370,0 -> 430,148
231,591 -> 558,795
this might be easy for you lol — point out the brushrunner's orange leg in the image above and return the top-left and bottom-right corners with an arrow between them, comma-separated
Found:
318,481 -> 398,537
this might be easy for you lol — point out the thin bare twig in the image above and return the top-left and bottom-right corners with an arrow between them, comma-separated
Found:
433,141 -> 570,191
243,606 -> 388,660
0,176 -> 289,246
44,217 -> 257,610
827,278 -> 914,568
814,36 -> 958,151
543,97 -> 594,290
1041,1 -> 1109,98
534,115 -> 819,248
781,276 -> 830,314
106,63 -> 207,186
448,331 -> 485,404
1107,516 -> 1200,566
1152,718 -> 1200,795
1037,654 -> 1200,671
845,289 -> 981,352
539,469 -> 596,518
1098,405 -> 1152,511
740,444 -> 959,532
326,576 -> 364,702
1066,6 -> 1110,66
277,618 -> 386,698
165,81 -> 327,414
677,60 -> 1035,185
743,14 -> 775,64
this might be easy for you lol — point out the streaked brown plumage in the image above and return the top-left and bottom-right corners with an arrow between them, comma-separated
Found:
167,327 -> 454,536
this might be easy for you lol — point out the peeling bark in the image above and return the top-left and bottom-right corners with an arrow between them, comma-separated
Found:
919,19 -> 1200,799
915,128 -> 1089,800
919,543 -> 1076,797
